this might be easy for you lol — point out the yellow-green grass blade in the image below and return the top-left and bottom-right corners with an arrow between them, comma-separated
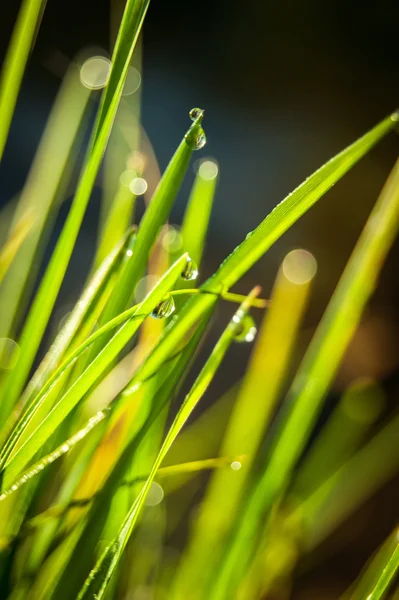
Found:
292,411 -> 399,552
346,528 -> 399,600
76,289 -> 259,600
0,211 -> 33,284
172,249 -> 315,599
0,0 -> 151,421
210,157 -> 399,599
0,0 -> 47,159
292,378 -> 384,497
181,158 -> 218,266
117,113 -> 398,419
0,254 -> 189,489
0,66 -> 91,342
95,110 -> 207,340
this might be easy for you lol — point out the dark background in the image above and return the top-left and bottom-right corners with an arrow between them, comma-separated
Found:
1,0 -> 399,597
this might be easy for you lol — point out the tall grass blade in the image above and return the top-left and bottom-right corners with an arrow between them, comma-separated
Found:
210,157 -> 399,598
0,0 -> 47,159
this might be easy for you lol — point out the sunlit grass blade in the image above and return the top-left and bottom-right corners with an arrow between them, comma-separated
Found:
0,0 -> 151,421
95,110 -> 207,338
76,288 -> 260,600
181,158 -> 218,266
210,157 -> 399,598
345,528 -> 399,600
172,249 -> 315,599
0,0 -> 47,159
292,378 -> 384,497
293,411 -> 399,551
0,66 -> 91,342
0,212 -> 33,284
0,254 -> 189,489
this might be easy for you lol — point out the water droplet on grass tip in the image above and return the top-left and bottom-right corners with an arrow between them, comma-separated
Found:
189,107 -> 204,121
234,315 -> 257,343
185,126 -> 207,150
145,482 -> 164,506
151,296 -> 175,319
231,461 -> 242,471
181,258 -> 199,281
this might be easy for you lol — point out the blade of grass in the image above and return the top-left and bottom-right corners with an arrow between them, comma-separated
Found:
0,0 -> 47,159
76,288 -> 260,600
181,158 -> 218,266
210,157 -> 399,599
172,249 -> 315,599
0,0 -> 151,422
0,254 -> 189,489
94,109 -> 207,340
354,534 -> 399,600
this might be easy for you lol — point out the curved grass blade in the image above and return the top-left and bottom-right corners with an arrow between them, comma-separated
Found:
95,110 -> 207,339
0,254 -> 189,489
0,0 -> 151,422
172,249 -> 314,599
210,157 -> 399,598
77,288 -> 260,600
0,0 -> 47,159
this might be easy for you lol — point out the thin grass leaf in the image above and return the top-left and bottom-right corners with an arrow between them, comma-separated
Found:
181,158 -> 218,266
210,157 -> 399,598
357,536 -> 399,600
0,0 -> 47,159
0,211 -> 33,284
0,66 -> 91,342
172,249 -> 314,599
0,0 -> 151,421
95,110 -> 207,337
76,288 -> 260,600
0,254 -> 189,489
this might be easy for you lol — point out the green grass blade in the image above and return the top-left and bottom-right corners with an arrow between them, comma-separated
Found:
204,112 -> 398,292
76,289 -> 259,600
181,158 -> 218,266
0,0 -> 151,421
356,536 -> 399,600
172,249 -> 315,599
0,0 -> 47,159
0,254 -> 189,489
96,110 -> 206,332
0,66 -> 91,342
210,157 -> 399,598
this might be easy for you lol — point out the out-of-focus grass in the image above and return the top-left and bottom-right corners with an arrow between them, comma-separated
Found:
0,1 -> 398,599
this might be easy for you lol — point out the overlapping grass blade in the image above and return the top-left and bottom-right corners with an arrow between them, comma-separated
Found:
353,533 -> 399,600
172,249 -> 314,599
0,0 -> 151,420
0,254 -> 189,489
0,0 -> 47,159
209,157 -> 399,598
76,289 -> 259,600
95,110 -> 206,338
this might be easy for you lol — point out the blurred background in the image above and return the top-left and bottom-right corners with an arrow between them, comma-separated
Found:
1,0 -> 399,596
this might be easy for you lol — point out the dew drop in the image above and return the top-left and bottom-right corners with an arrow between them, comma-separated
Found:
231,461 -> 242,471
185,126 -> 207,150
151,296 -> 176,319
234,314 -> 257,343
145,482 -> 164,506
181,258 -> 199,281
189,107 -> 204,121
